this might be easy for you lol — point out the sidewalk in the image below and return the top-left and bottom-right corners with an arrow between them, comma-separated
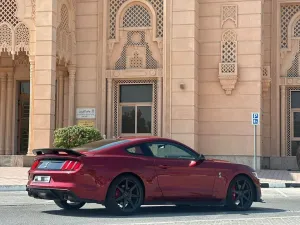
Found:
0,167 -> 300,191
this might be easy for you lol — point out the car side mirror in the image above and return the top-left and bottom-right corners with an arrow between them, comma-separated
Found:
189,154 -> 205,167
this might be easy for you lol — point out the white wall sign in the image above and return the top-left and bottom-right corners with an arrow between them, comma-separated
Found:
76,108 -> 96,119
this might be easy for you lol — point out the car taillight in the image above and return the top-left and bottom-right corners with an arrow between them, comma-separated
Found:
30,160 -> 40,170
61,160 -> 82,171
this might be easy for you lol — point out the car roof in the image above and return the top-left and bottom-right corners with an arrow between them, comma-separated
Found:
73,136 -> 178,153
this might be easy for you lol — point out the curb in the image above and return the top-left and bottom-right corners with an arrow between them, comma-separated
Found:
1,183 -> 300,192
0,185 -> 26,192
260,183 -> 300,188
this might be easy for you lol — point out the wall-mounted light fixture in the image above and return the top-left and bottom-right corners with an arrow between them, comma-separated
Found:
180,83 -> 185,90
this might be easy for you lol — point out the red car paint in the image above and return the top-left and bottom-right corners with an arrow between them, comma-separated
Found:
26,137 -> 262,206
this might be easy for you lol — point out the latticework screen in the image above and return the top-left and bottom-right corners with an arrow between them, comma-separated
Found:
281,4 -> 300,48
113,79 -> 158,137
115,31 -> 158,70
0,0 -> 20,27
109,0 -> 163,39
122,5 -> 151,28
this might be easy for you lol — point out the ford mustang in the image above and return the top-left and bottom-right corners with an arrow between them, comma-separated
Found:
26,137 -> 262,215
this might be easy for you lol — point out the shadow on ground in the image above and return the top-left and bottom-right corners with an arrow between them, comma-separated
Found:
42,205 -> 285,218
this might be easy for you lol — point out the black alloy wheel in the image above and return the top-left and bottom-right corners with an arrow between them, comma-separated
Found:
54,200 -> 86,210
226,175 -> 254,211
105,175 -> 144,215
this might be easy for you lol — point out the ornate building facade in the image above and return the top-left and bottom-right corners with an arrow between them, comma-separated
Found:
0,0 -> 299,170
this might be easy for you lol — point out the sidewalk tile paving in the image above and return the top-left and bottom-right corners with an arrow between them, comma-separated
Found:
0,167 -> 300,186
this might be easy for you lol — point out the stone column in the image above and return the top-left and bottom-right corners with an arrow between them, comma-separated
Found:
280,85 -> 286,157
58,70 -> 64,128
107,78 -> 112,138
5,72 -> 14,155
0,74 -> 7,155
27,57 -> 35,155
63,75 -> 69,127
68,65 -> 76,126
157,77 -> 162,137
32,0 -> 57,150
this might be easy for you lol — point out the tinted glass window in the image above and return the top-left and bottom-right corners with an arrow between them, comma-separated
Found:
126,146 -> 145,155
294,112 -> 300,137
72,139 -> 130,152
122,106 -> 135,133
145,142 -> 197,160
137,106 -> 152,133
292,91 -> 300,108
120,84 -> 153,103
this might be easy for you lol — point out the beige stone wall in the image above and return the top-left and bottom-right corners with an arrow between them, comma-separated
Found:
262,0 -> 272,156
75,0 -> 101,129
171,0 -> 199,150
197,0 -> 263,157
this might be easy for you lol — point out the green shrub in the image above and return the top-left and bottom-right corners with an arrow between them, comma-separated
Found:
53,125 -> 103,149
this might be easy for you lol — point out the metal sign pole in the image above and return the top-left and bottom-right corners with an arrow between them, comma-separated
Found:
254,124 -> 256,170
251,112 -> 259,171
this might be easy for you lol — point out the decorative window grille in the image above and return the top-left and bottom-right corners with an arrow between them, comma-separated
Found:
113,79 -> 158,137
263,66 -> 269,77
0,24 -> 13,54
0,0 -> 30,56
293,19 -> 300,37
287,53 -> 300,77
0,0 -> 20,27
57,4 -> 72,62
115,31 -> 158,70
60,5 -> 69,31
122,5 -> 151,28
15,23 -> 30,54
220,30 -> 237,74
221,5 -> 237,27
280,4 -> 300,49
130,52 -> 143,68
109,0 -> 163,39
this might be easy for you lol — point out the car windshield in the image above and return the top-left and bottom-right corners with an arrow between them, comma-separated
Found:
72,139 -> 130,152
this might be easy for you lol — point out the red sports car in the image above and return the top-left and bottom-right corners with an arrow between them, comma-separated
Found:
26,137 -> 262,215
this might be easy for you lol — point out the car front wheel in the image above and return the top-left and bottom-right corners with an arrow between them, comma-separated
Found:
105,175 -> 144,216
225,175 -> 255,211
54,200 -> 86,210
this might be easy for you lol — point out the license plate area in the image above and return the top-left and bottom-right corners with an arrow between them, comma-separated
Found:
33,176 -> 51,183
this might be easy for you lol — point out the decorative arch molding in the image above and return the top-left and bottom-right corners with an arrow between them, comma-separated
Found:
287,11 -> 300,51
107,0 -> 163,70
56,0 -> 76,65
115,0 -> 158,43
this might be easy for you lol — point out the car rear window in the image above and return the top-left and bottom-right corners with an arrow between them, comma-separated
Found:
73,139 -> 130,152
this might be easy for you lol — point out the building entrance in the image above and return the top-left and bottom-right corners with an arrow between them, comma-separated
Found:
17,81 -> 30,155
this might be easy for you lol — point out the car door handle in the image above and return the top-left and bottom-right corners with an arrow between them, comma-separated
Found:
158,165 -> 170,169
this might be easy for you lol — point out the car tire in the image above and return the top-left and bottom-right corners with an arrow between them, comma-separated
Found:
54,200 -> 86,210
225,175 -> 255,211
105,174 -> 144,216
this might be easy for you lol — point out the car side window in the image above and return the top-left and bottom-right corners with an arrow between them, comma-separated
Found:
145,142 -> 196,160
126,145 -> 145,155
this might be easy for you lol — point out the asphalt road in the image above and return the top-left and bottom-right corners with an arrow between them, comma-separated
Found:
1,189 -> 300,225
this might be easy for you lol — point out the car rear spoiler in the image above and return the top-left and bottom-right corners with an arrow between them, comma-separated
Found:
32,148 -> 84,157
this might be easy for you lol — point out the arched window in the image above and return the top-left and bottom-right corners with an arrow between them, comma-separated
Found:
122,4 -> 151,28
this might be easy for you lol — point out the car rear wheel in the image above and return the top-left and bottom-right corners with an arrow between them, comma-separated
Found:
54,200 -> 86,210
225,175 -> 254,211
105,175 -> 144,216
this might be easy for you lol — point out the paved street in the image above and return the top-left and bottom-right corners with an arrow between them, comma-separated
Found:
1,189 -> 300,225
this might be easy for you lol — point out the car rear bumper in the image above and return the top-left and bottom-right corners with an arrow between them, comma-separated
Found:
26,186 -> 104,204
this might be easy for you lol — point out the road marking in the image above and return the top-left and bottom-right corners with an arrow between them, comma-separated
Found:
107,216 -> 300,225
275,189 -> 288,197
